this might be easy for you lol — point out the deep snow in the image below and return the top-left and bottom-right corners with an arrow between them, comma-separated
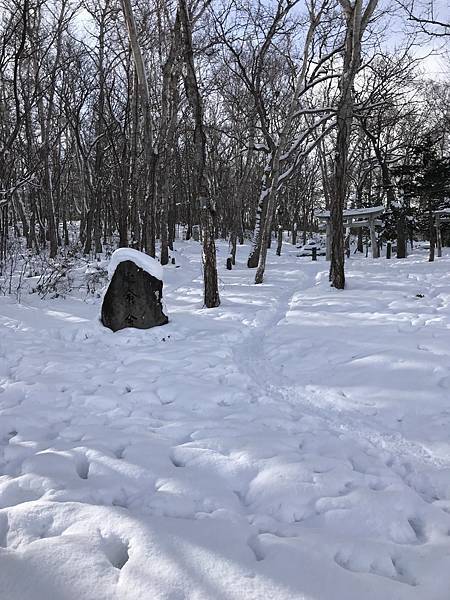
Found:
108,248 -> 164,281
1,240 -> 450,599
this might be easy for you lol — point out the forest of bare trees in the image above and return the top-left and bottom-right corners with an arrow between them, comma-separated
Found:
0,0 -> 449,304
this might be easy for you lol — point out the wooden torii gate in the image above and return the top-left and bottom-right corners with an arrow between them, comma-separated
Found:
433,208 -> 450,258
316,206 -> 384,260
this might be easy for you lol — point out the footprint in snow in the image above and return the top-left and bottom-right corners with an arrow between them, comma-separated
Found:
0,513 -> 9,548
169,452 -> 185,468
334,550 -> 417,586
75,455 -> 90,480
100,533 -> 129,570
114,446 -> 126,460
247,534 -> 265,562
407,517 -> 428,545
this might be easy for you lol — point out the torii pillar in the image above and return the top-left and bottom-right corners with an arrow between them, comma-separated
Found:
436,214 -> 442,258
369,216 -> 379,258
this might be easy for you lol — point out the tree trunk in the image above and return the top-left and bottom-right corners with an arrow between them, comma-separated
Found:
429,206 -> 435,262
179,0 -> 220,307
121,0 -> 158,257
254,6 -> 321,284
330,0 -> 378,288
247,172 -> 269,268
158,13 -> 181,266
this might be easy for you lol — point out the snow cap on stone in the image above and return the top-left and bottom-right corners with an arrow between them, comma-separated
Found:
108,248 -> 164,281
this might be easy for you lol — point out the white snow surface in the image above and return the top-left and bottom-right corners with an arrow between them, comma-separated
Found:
1,240 -> 450,599
108,248 -> 164,281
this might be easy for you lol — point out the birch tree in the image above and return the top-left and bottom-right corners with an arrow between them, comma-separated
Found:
254,0 -> 338,283
120,0 -> 158,256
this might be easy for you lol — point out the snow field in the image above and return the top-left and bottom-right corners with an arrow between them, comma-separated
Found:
1,241 -> 450,599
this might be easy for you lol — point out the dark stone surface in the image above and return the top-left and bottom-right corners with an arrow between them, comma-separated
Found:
101,260 -> 168,332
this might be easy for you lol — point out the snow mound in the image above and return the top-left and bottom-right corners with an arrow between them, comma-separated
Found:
108,248 -> 163,281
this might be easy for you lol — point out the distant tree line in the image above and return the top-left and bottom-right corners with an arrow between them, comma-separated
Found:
0,0 -> 449,304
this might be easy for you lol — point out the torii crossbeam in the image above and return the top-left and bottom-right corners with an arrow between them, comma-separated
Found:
316,206 -> 384,260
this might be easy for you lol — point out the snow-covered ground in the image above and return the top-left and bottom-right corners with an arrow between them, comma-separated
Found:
1,240 -> 450,600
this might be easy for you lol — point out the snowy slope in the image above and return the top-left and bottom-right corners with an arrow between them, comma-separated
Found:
1,241 -> 450,599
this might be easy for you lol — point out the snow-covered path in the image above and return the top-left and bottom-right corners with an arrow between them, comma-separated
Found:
1,242 -> 450,599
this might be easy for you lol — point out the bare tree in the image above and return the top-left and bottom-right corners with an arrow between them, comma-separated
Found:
254,0 -> 334,283
179,0 -> 220,307
120,0 -> 158,256
329,0 -> 378,289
